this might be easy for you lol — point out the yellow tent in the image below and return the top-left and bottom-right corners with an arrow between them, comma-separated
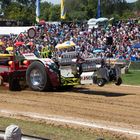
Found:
6,47 -> 13,51
55,44 -> 63,49
55,41 -> 75,49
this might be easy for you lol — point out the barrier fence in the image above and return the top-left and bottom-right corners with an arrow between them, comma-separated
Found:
129,61 -> 140,70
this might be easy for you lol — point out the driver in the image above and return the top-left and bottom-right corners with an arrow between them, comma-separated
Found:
76,52 -> 85,76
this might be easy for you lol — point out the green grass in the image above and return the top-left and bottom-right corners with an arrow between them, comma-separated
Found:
0,117 -> 127,140
122,70 -> 140,85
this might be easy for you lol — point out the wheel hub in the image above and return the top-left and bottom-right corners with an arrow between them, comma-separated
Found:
30,69 -> 42,86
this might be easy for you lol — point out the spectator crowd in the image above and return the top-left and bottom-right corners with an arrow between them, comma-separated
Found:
0,19 -> 140,61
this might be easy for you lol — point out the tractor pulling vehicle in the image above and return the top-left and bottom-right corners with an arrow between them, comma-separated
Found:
0,51 -> 124,91
0,27 -> 124,91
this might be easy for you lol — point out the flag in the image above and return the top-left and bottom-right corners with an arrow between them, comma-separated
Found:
61,0 -> 66,19
97,0 -> 101,18
36,0 -> 40,22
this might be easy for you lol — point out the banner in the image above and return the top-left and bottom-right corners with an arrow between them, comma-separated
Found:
61,0 -> 66,19
97,0 -> 101,18
36,0 -> 40,22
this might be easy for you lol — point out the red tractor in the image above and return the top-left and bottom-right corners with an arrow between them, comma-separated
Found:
0,53 -> 60,91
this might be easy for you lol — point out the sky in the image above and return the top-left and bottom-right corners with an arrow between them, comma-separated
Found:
43,0 -> 138,4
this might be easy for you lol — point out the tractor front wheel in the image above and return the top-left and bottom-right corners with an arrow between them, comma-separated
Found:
115,77 -> 122,86
97,78 -> 106,87
9,75 -> 21,91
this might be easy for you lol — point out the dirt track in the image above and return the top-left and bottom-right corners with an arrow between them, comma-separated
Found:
0,84 -> 140,139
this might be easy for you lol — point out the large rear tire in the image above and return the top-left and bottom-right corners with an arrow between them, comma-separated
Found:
26,61 -> 50,91
115,77 -> 122,86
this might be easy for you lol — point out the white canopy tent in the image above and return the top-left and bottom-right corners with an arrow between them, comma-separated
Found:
0,26 -> 32,35
88,17 -> 109,29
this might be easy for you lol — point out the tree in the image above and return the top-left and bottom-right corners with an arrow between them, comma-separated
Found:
86,0 -> 98,19
65,0 -> 88,20
0,0 -> 138,23
49,5 -> 60,21
16,0 -> 36,6
101,0 -> 128,17
4,2 -> 35,22
0,0 -> 11,6
136,0 -> 140,11
40,2 -> 51,21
